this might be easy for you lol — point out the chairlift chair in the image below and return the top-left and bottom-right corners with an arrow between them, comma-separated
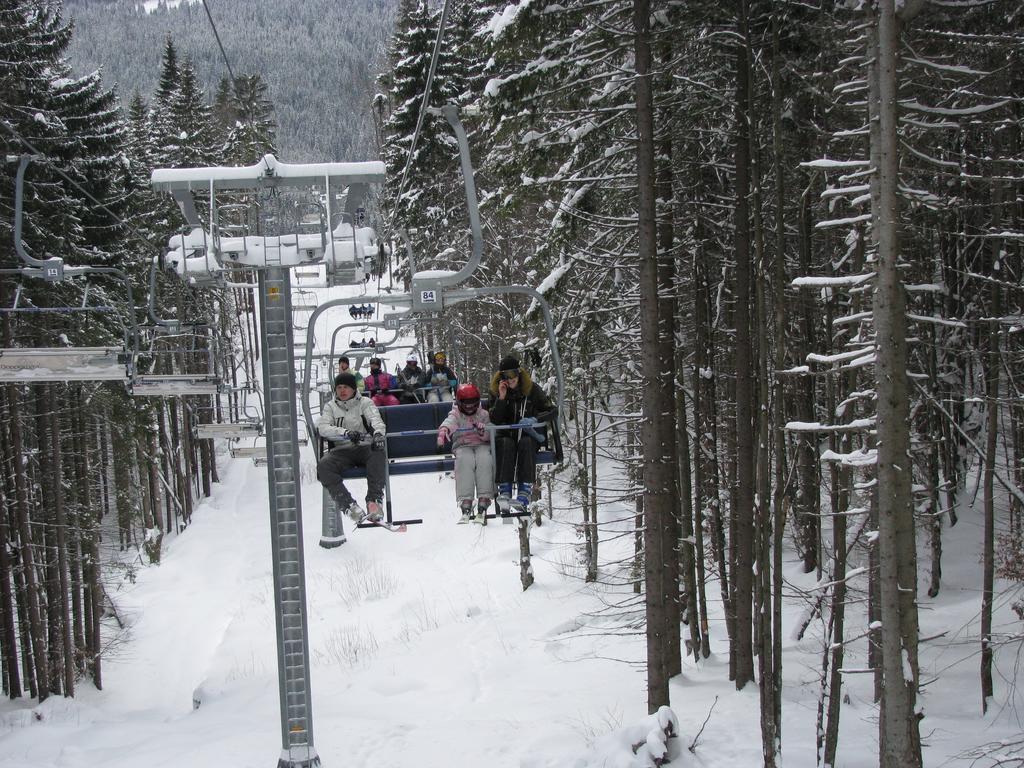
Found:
151,155 -> 384,287
194,421 -> 262,440
2,156 -> 142,385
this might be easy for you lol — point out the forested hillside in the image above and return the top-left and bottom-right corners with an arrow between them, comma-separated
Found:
375,1 -> 1024,767
65,0 -> 396,161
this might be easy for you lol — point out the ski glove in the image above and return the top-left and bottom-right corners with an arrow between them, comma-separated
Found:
436,426 -> 451,447
518,417 -> 544,444
345,430 -> 364,445
371,433 -> 386,452
473,421 -> 486,437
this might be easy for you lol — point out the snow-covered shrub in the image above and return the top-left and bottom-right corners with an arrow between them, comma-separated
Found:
572,705 -> 680,767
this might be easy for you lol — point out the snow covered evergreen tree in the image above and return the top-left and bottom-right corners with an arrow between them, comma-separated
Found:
220,74 -> 278,165
380,0 -> 461,279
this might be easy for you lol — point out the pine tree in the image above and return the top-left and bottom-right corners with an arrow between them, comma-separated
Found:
168,58 -> 214,168
221,74 -> 278,164
154,35 -> 179,110
381,0 -> 461,271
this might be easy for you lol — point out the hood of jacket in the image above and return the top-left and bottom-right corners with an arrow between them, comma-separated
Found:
489,367 -> 534,398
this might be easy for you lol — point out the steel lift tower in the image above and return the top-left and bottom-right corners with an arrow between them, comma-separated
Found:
152,156 -> 385,768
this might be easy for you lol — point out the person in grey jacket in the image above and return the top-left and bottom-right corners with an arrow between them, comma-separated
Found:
317,372 -> 387,521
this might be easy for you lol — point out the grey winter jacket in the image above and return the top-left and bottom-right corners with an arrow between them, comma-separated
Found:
318,393 -> 386,444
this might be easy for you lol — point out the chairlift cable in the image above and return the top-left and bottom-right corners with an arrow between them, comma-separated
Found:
388,0 -> 453,231
200,0 -> 239,90
198,0 -> 271,174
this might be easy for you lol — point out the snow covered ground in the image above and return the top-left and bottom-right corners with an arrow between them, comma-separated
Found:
0,276 -> 1021,767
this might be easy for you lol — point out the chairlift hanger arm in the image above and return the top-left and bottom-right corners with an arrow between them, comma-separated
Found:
328,320 -> 392,362
12,155 -> 64,281
300,294 -> 414,440
441,284 -> 566,424
400,106 -> 482,294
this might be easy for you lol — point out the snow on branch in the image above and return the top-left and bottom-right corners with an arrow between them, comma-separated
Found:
906,312 -> 967,328
821,183 -> 869,199
800,158 -> 871,169
807,347 -> 874,365
832,310 -> 873,326
903,57 -> 990,76
821,448 -> 878,467
785,418 -> 876,432
815,213 -> 872,229
483,0 -> 529,40
901,99 -> 1010,116
792,273 -> 874,288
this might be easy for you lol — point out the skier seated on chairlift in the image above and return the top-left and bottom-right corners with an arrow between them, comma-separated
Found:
426,351 -> 457,403
348,305 -> 358,320
337,356 -> 364,392
437,383 -> 493,524
367,337 -> 376,349
317,373 -> 387,522
489,355 -> 556,514
365,357 -> 399,407
396,354 -> 429,404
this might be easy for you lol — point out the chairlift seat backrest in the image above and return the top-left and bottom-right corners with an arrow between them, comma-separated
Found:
195,422 -> 262,440
230,445 -> 267,459
132,375 -> 221,396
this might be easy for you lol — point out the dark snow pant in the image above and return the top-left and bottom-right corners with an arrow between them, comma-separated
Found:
495,433 -> 538,485
317,444 -> 385,507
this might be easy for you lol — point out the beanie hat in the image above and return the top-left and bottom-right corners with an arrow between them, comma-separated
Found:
334,372 -> 357,389
498,355 -> 520,372
406,353 -> 418,363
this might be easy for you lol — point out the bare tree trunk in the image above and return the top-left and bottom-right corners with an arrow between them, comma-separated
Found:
147,424 -> 163,534
795,181 -> 820,572
694,243 -> 723,660
587,388 -> 598,583
70,406 -> 88,676
868,2 -> 922,764
677,386 -> 701,661
768,15 -> 788,744
636,0 -> 675,711
627,418 -> 643,595
48,388 -> 74,697
73,406 -> 101,690
517,519 -> 534,591
980,278 -> 1000,712
7,384 -> 49,701
111,421 -> 135,552
731,0 -> 756,690
0,483 -> 21,698
658,134 -> 681,681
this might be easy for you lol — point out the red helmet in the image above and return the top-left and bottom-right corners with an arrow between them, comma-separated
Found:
455,383 -> 480,415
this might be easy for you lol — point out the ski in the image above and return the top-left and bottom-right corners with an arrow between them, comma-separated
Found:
357,516 -> 407,533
